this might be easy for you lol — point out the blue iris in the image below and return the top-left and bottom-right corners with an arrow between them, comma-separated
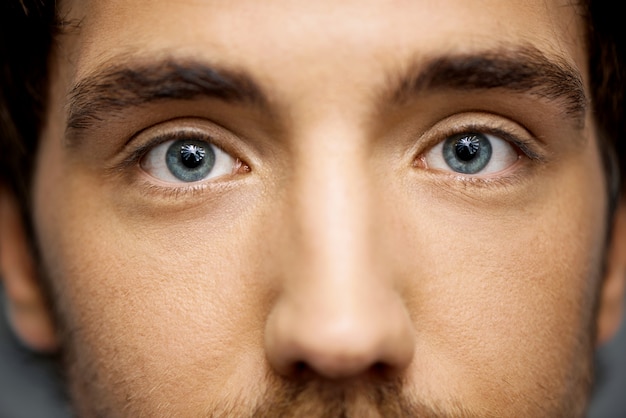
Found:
165,139 -> 216,182
442,133 -> 492,174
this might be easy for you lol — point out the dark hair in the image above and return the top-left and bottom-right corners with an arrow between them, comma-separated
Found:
587,0 -> 625,210
0,1 -> 624,213
0,0 -> 56,213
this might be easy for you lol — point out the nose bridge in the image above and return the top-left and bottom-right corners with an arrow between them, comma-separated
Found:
290,124 -> 372,287
264,121 -> 415,379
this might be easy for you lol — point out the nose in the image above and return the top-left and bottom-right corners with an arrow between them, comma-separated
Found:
264,129 -> 415,380
265,275 -> 416,379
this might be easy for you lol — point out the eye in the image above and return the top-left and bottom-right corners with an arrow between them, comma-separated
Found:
422,132 -> 519,175
140,137 -> 237,183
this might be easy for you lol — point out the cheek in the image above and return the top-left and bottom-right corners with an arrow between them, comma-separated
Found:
33,140 -> 275,409
391,141 -> 606,409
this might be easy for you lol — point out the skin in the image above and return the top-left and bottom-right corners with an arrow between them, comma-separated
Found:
1,0 -> 626,416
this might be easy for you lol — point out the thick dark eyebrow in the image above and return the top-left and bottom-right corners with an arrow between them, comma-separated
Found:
66,46 -> 586,141
388,46 -> 587,127
66,60 -> 267,135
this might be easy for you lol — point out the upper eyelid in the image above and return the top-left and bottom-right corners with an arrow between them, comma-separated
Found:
413,114 -> 546,163
450,125 -> 542,161
112,126 -> 241,174
117,132 -> 198,171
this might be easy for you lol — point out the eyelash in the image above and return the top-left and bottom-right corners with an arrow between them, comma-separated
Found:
415,120 -> 545,184
112,129 -> 248,197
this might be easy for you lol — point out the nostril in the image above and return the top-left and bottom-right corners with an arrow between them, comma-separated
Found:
370,361 -> 401,380
288,361 -> 329,381
280,358 -> 399,383
371,361 -> 387,375
292,361 -> 309,377
275,359 -> 322,381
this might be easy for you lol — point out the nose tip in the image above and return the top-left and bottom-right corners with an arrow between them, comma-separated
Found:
264,291 -> 415,380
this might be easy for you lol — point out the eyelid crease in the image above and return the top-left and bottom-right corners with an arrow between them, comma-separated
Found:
108,127 -> 247,174
414,118 -> 546,167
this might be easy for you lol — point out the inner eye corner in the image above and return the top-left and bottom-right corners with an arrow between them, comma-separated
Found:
235,158 -> 251,174
412,154 -> 428,169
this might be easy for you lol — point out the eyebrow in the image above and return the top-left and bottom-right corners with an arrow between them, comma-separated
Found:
66,60 -> 267,134
66,46 -> 587,141
388,46 -> 587,127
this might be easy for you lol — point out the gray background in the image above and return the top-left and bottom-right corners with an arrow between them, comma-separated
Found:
0,286 -> 625,418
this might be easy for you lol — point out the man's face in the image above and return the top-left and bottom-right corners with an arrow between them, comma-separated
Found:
30,0 -> 611,416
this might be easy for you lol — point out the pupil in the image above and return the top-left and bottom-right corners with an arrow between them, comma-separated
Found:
455,136 -> 480,161
180,144 -> 205,169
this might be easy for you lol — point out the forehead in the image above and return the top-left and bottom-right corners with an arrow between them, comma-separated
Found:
59,0 -> 587,94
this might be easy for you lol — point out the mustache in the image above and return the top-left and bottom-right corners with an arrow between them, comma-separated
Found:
243,376 -> 474,418
253,379 -> 405,418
